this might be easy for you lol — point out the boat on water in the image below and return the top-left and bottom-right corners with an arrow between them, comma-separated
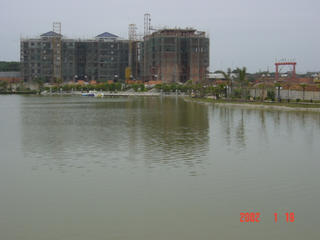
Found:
81,91 -> 104,97
81,92 -> 94,97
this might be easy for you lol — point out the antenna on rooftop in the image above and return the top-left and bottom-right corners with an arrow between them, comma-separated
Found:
128,24 -> 137,72
52,22 -> 62,83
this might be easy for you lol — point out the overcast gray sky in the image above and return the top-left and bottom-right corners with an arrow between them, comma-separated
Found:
1,0 -> 319,73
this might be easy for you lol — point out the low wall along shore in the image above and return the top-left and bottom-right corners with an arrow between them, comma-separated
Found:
250,89 -> 320,100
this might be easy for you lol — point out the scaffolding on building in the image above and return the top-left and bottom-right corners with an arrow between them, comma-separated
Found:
20,17 -> 209,84
142,28 -> 209,83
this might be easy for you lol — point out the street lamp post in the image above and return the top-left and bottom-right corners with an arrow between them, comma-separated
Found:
276,85 -> 282,102
274,81 -> 282,102
225,85 -> 229,99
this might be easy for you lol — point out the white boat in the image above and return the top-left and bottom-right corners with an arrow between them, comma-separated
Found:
82,90 -> 96,97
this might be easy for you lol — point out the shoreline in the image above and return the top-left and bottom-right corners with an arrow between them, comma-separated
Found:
38,90 -> 188,97
185,97 -> 320,112
0,91 -> 37,95
2,92 -> 320,112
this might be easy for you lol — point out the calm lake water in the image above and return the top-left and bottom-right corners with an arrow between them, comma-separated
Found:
0,95 -> 319,240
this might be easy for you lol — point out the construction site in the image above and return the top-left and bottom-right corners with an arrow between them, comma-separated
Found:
20,14 -> 210,84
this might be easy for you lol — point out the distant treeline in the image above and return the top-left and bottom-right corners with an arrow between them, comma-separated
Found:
0,61 -> 20,72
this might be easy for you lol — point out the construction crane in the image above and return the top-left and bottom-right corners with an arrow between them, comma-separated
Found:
52,22 -> 62,84
126,24 -> 137,82
144,13 -> 151,37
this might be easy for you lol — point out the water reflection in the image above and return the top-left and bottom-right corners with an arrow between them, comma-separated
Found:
236,110 -> 246,149
213,106 -> 247,150
210,104 -> 320,152
20,97 -> 320,174
138,98 -> 209,168
21,96 -> 209,174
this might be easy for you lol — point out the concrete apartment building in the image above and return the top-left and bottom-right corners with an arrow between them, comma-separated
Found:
21,30 -> 130,83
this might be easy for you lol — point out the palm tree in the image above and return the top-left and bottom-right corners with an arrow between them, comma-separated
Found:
216,68 -> 232,98
236,67 -> 247,100
217,83 -> 226,98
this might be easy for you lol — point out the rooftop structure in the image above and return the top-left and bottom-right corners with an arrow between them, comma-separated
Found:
40,31 -> 62,38
95,32 -> 119,39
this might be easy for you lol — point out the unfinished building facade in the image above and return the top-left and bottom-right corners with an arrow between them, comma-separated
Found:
21,31 -> 131,83
142,29 -> 209,83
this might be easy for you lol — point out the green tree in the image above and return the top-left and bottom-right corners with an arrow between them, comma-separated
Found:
267,89 -> 275,101
0,61 -> 20,71
34,77 -> 45,91
0,80 -> 8,91
216,68 -> 232,98
155,84 -> 162,90
236,67 -> 247,100
55,77 -> 63,87
115,83 -> 122,91
185,80 -> 193,86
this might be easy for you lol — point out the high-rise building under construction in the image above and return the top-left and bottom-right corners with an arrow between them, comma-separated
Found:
20,23 -> 209,84
142,29 -> 209,83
